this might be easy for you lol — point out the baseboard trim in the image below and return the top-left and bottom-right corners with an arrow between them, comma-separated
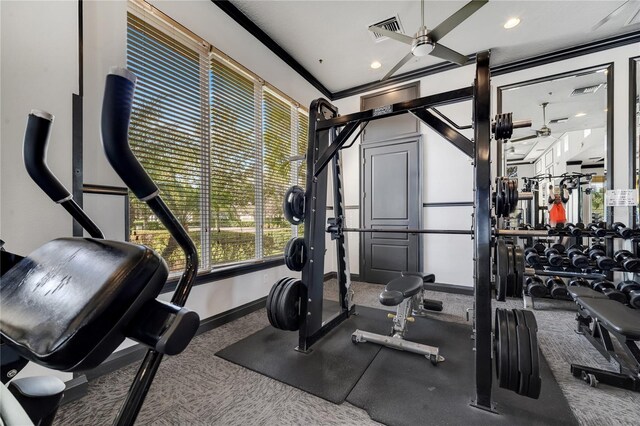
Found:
197,297 -> 267,336
323,272 -> 362,282
324,271 -> 473,295
67,296 -> 268,399
428,282 -> 474,296
61,375 -> 89,405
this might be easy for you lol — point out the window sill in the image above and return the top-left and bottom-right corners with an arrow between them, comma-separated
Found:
161,256 -> 285,294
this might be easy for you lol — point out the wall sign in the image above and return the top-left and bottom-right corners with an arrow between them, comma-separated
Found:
605,189 -> 638,207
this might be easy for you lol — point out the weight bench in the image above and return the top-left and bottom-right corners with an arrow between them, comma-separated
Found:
569,287 -> 640,391
352,272 -> 444,364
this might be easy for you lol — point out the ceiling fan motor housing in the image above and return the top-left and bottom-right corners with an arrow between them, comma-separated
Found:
411,27 -> 434,57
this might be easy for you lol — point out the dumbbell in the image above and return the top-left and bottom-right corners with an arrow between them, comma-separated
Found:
587,222 -> 607,237
544,224 -> 559,236
526,276 -> 548,298
551,243 -> 566,255
612,222 -> 633,239
566,245 -> 590,269
546,276 -> 569,299
544,247 -> 564,267
533,242 -> 546,253
568,277 -> 590,287
617,281 -> 640,308
565,223 -> 583,237
524,247 -> 542,267
613,250 -> 640,272
588,244 -> 616,270
592,279 -> 627,303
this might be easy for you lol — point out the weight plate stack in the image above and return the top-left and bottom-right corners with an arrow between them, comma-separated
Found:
496,240 -> 508,301
284,237 -> 307,271
513,246 -> 525,297
494,308 -> 542,399
266,277 -> 305,331
283,185 -> 305,225
506,243 -> 516,297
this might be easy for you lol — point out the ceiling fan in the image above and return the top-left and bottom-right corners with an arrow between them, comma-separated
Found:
368,0 -> 488,81
510,102 -> 554,143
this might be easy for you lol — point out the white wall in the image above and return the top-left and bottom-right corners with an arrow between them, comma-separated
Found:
1,0 -> 79,382
331,42 -> 639,288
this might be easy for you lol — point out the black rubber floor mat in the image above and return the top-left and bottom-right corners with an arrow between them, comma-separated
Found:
216,302 -> 385,404
346,313 -> 577,425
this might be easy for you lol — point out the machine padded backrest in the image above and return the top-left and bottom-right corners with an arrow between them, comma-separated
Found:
0,238 -> 168,371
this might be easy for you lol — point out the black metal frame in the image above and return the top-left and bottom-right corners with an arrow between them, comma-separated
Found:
571,305 -> 640,392
630,56 -> 640,228
300,51 -> 497,409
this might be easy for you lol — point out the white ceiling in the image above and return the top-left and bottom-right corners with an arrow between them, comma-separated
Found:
230,1 -> 640,93
502,68 -> 608,164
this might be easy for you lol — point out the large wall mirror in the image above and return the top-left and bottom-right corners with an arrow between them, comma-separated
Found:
498,64 -> 613,228
632,57 -> 640,227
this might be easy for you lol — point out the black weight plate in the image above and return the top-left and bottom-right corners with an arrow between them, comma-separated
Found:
506,244 -> 516,298
267,277 -> 289,329
496,240 -> 508,301
277,279 -> 302,331
514,246 -> 525,297
495,308 -> 510,389
522,310 -> 541,399
275,278 -> 294,330
284,237 -> 307,271
505,310 -> 520,392
269,277 -> 289,329
270,277 -> 293,330
266,277 -> 287,327
511,179 -> 519,210
513,310 -> 532,397
283,186 -> 305,225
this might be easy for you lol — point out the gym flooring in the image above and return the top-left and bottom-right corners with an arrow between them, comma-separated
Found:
55,280 -> 640,425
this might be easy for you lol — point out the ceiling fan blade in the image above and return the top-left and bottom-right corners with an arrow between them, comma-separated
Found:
381,52 -> 415,81
592,0 -> 629,30
429,0 -> 488,43
429,43 -> 468,66
510,134 -> 538,143
368,25 -> 414,45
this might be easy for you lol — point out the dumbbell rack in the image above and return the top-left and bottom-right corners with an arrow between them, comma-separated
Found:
495,225 -> 640,309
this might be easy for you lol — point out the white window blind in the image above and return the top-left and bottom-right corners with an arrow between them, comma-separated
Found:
127,3 -> 308,274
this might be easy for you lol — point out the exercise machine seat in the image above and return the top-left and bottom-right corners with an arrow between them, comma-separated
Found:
0,238 -> 168,371
576,297 -> 640,339
567,286 -> 607,301
385,276 -> 423,298
401,271 -> 436,288
379,290 -> 405,306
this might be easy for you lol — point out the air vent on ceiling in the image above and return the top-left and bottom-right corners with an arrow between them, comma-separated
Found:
570,83 -> 604,96
549,117 -> 569,124
369,15 -> 405,42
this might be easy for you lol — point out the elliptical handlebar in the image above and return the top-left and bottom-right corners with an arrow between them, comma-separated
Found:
23,110 -> 104,238
101,67 -> 159,201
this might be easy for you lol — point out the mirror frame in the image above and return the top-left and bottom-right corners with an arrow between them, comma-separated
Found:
630,56 -> 640,227
497,63 -> 614,225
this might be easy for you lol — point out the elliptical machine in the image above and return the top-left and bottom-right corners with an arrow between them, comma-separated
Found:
0,67 -> 200,426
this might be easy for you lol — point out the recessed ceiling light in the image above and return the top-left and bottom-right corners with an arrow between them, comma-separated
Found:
575,112 -> 587,117
504,17 -> 520,29
370,61 -> 381,69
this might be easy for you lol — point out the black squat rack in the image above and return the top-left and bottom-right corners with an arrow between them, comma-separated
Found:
269,51 -> 534,411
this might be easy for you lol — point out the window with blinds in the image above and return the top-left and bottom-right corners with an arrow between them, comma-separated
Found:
127,12 -> 207,272
127,3 -> 308,274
